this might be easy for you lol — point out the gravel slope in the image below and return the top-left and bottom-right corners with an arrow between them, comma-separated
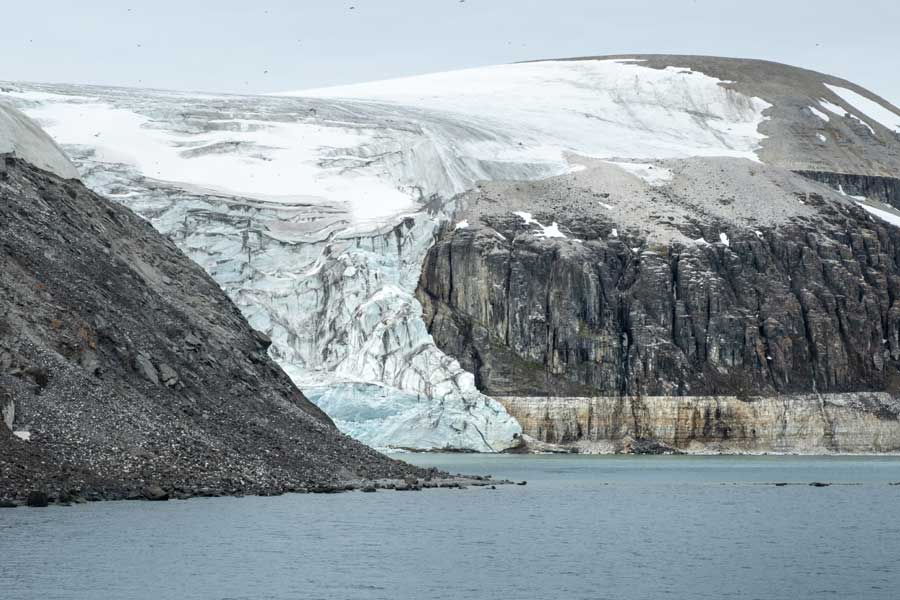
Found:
0,153 -> 425,504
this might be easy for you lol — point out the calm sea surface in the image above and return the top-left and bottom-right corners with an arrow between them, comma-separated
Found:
2,454 -> 899,600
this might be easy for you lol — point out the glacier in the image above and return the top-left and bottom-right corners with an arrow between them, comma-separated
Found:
1,59 -> 771,451
0,99 -> 77,179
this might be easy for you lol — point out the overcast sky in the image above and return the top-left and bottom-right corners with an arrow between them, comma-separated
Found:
2,0 -> 898,105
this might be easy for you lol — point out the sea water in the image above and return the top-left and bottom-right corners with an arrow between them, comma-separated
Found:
2,455 -> 898,600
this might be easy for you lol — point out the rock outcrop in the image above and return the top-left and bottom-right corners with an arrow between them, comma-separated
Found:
418,157 -> 900,452
0,127 -> 423,503
498,394 -> 900,454
796,171 -> 900,210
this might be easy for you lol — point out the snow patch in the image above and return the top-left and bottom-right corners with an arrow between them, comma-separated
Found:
808,106 -> 830,122
514,211 -> 566,238
513,211 -> 538,225
840,183 -> 900,227
13,430 -> 31,442
824,84 -> 900,133
539,222 -> 566,239
819,99 -> 849,118
837,185 -> 867,202
454,220 -> 469,230
719,232 -> 730,246
855,202 -> 900,228
601,160 -> 674,186
818,96 -> 877,135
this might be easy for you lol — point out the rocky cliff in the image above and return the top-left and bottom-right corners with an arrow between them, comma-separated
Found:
418,156 -> 900,452
497,393 -> 900,454
0,105 -> 423,503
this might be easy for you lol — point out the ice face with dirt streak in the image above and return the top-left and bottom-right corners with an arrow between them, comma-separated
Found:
1,59 -> 771,450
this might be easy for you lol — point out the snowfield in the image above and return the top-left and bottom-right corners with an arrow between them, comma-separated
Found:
857,202 -> 900,228
282,60 -> 771,162
824,84 -> 900,134
2,59 -> 775,451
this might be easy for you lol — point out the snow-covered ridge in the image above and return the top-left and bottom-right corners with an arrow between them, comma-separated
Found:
2,59 -> 773,451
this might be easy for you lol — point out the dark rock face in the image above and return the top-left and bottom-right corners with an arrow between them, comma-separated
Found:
796,171 -> 900,210
0,156 -> 424,502
416,155 -> 900,454
419,209 -> 900,399
25,490 -> 48,507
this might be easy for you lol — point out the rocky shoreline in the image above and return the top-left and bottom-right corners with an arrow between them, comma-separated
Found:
0,470 -> 514,508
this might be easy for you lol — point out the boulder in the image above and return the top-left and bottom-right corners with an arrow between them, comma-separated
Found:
158,363 -> 179,387
1,392 -> 13,430
134,353 -> 159,385
183,333 -> 203,350
142,485 -> 169,501
25,490 -> 49,507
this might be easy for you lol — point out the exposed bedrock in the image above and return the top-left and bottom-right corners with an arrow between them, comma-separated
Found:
497,393 -> 900,454
1,393 -> 13,431
416,158 -> 900,451
796,170 -> 900,210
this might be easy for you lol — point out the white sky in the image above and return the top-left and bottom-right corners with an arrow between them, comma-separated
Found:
2,0 -> 898,106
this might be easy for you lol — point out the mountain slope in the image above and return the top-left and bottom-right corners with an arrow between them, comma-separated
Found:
0,104 -> 421,502
5,55 -> 900,452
